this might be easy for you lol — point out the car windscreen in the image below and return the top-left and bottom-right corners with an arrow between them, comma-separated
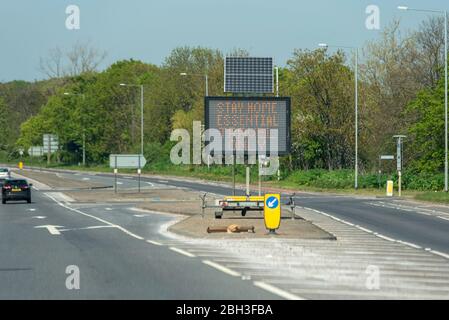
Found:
5,180 -> 27,186
0,169 -> 9,172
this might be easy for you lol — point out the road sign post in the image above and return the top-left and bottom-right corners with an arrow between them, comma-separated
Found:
138,156 -> 141,193
114,155 -> 118,193
393,135 -> 406,197
47,134 -> 50,165
43,134 -> 59,165
109,154 -> 147,193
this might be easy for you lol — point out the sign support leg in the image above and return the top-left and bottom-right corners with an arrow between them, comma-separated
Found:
114,156 -> 118,194
138,156 -> 141,193
232,155 -> 236,196
47,135 -> 51,165
246,166 -> 250,197
258,159 -> 261,196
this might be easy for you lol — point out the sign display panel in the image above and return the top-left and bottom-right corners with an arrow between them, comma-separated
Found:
109,154 -> 147,169
43,134 -> 59,153
205,97 -> 291,156
28,146 -> 44,157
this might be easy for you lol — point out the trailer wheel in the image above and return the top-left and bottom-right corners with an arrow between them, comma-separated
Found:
215,211 -> 223,219
241,208 -> 248,217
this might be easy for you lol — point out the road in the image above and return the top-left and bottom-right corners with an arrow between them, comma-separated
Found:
2,167 -> 449,299
0,179 -> 278,299
77,169 -> 449,256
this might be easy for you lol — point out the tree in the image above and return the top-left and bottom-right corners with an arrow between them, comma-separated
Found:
285,49 -> 355,170
0,97 -> 12,149
39,41 -> 107,79
414,16 -> 447,88
406,76 -> 446,173
361,20 -> 424,167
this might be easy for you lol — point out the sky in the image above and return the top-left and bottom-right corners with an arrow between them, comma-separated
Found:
1,0 -> 449,82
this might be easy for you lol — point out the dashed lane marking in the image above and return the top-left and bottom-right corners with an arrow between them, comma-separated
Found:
146,240 -> 163,246
169,247 -> 196,258
253,281 -> 304,300
300,206 -> 449,261
202,260 -> 241,277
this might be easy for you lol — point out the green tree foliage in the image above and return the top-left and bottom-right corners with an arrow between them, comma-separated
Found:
285,49 -> 356,170
406,76 -> 446,173
0,13 -> 447,190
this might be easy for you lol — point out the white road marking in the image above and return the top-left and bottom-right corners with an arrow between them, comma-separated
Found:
146,182 -> 154,186
82,177 -> 90,181
397,240 -> 422,249
169,247 -> 196,257
374,233 -> 396,242
31,216 -> 46,219
129,207 -> 173,216
253,281 -> 304,300
430,250 -> 449,259
28,208 -> 36,212
116,182 -> 123,185
158,180 -> 169,183
300,205 -> 449,261
105,208 -> 113,211
44,193 -> 144,240
146,240 -> 163,246
133,214 -> 147,217
202,260 -> 240,277
34,225 -> 63,235
438,216 -> 449,222
45,192 -> 74,203
356,226 -> 373,233
59,225 -> 114,232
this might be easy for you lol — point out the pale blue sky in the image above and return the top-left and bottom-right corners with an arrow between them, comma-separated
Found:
1,0 -> 448,82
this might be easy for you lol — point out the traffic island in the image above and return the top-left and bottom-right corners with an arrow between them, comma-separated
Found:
168,212 -> 336,239
138,201 -> 335,240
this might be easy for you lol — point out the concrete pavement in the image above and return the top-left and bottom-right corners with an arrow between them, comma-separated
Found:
0,185 -> 279,299
4,167 -> 449,299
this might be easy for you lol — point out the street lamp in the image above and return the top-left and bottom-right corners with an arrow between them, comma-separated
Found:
398,5 -> 448,192
179,72 -> 209,96
64,92 -> 86,166
119,83 -> 144,156
318,43 -> 359,190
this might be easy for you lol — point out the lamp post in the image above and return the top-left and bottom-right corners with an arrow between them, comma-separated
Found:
119,83 -> 144,156
398,5 -> 448,191
319,43 -> 359,189
179,72 -> 209,96
64,92 -> 86,166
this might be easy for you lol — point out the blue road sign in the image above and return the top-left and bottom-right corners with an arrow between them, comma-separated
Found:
266,196 -> 279,209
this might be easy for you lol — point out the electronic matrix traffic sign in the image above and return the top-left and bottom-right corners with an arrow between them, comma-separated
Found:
205,97 -> 291,155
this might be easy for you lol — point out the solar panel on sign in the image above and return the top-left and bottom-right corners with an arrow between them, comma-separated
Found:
225,57 -> 273,93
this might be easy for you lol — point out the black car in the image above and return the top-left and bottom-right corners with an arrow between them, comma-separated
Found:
1,179 -> 32,204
